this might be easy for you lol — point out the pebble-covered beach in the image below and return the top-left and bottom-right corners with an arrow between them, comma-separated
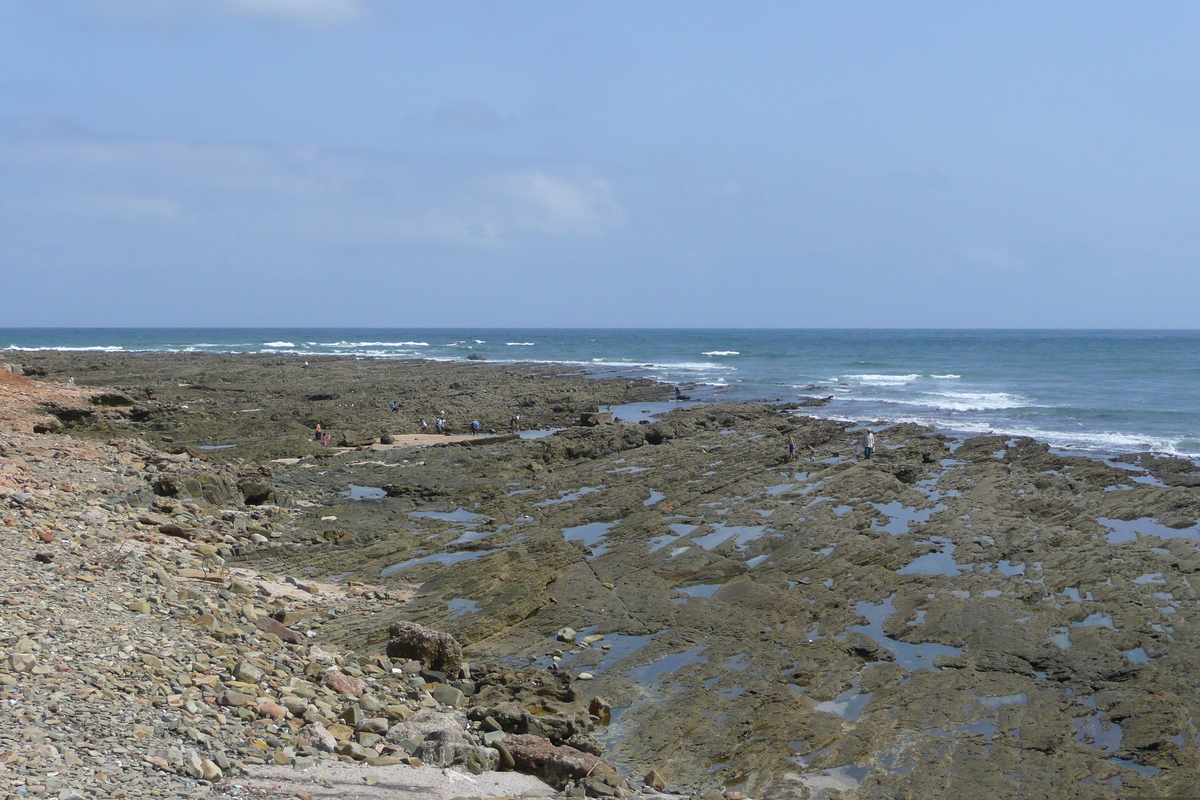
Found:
4,352 -> 1200,799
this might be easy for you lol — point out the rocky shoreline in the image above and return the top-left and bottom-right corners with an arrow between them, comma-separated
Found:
3,352 -> 1200,799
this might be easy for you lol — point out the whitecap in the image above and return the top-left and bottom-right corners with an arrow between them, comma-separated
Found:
507,342 -> 536,346
4,345 -> 126,352
263,341 -> 295,348
843,373 -> 922,385
839,392 -> 1035,412
929,374 -> 961,380
702,351 -> 740,356
349,341 -> 430,347
808,411 -> 1195,460
922,391 -> 1030,412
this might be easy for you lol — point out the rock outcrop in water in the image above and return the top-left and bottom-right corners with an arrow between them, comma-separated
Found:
6,351 -> 1200,799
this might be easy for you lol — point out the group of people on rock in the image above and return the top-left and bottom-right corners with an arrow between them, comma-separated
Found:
787,429 -> 874,461
313,423 -> 332,447
314,404 -> 523,446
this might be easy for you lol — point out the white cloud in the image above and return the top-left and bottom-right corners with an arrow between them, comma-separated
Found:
430,102 -> 514,133
90,0 -> 376,28
959,240 -> 1025,271
486,172 -> 625,236
697,179 -> 743,200
0,121 -> 626,251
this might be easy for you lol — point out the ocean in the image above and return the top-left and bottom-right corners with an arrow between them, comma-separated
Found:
3,328 -> 1197,461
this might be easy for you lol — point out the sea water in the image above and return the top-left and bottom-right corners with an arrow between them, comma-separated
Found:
4,328 -> 1198,460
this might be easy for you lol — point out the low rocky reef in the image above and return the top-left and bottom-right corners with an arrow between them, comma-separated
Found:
5,352 -> 1200,799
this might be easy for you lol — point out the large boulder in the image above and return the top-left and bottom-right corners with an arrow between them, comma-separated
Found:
384,709 -> 494,771
153,471 -> 242,507
502,734 -> 621,789
386,621 -> 463,675
237,478 -> 274,505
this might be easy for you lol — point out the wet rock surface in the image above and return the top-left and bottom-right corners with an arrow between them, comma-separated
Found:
5,352 -> 1200,799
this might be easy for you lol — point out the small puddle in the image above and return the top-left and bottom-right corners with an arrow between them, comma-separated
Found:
410,508 -> 484,522
677,584 -> 721,598
813,683 -> 874,722
1051,630 -> 1073,649
628,645 -> 707,683
591,631 -> 664,674
1100,517 -> 1200,543
979,693 -> 1027,709
1109,757 -> 1161,777
446,598 -> 480,620
691,525 -> 767,551
381,548 -> 499,576
517,428 -> 563,439
1074,712 -> 1122,752
644,490 -> 666,506
871,502 -> 945,535
198,444 -> 237,450
725,654 -> 750,671
648,524 -> 695,553
897,537 -> 966,576
343,484 -> 386,501
449,528 -> 502,546
602,401 -> 701,423
848,593 -> 963,669
955,718 -> 997,739
1124,647 -> 1150,664
563,521 -> 616,557
535,487 -> 602,506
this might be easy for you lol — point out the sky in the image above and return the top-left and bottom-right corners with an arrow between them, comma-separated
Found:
2,1 -> 1199,328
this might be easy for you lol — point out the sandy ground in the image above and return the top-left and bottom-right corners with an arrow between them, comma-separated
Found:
228,761 -> 557,799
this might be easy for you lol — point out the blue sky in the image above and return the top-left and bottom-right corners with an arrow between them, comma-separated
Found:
2,1 -> 1198,327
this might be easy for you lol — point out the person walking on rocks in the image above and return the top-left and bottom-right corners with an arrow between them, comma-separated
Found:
472,420 -> 481,435
421,419 -> 430,434
787,434 -> 797,462
863,429 -> 876,459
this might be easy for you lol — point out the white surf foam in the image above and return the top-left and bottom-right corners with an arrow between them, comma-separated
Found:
507,342 -> 536,346
316,341 -> 428,348
702,351 -> 740,356
922,391 -> 1030,412
263,341 -> 296,348
808,411 -> 1195,459
843,373 -> 922,385
4,345 -> 126,352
